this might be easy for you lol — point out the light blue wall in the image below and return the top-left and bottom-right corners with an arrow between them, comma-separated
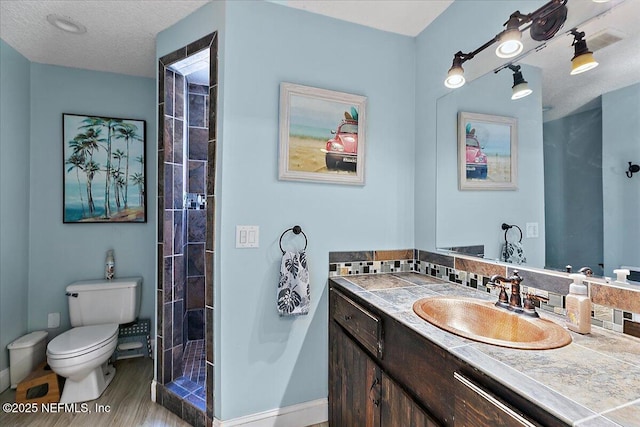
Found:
0,40 -> 31,374
544,107 -> 603,274
414,0 -> 546,255
602,83 -> 640,276
220,1 -> 414,419
434,66 -> 545,266
159,0 -> 415,420
27,64 -> 156,336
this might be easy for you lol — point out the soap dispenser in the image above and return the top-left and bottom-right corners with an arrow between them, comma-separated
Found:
566,273 -> 591,334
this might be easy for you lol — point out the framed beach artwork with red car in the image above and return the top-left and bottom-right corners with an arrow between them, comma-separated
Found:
458,111 -> 518,191
63,113 -> 146,223
278,82 -> 366,185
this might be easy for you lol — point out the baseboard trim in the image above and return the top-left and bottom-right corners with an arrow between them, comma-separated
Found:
150,379 -> 157,402
0,368 -> 10,394
213,398 -> 328,427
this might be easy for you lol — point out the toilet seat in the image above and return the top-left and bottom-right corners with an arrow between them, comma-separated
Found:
47,324 -> 119,360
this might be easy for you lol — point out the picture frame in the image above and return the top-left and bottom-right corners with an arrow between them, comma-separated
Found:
458,112 -> 518,191
278,82 -> 366,185
63,113 -> 146,223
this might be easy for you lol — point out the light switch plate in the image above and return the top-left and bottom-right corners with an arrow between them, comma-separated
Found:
236,225 -> 259,248
526,222 -> 539,238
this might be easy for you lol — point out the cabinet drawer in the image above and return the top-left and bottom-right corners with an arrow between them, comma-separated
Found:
454,372 -> 540,427
332,288 -> 383,358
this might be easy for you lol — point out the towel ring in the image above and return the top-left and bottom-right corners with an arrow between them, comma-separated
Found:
501,223 -> 523,243
279,225 -> 308,254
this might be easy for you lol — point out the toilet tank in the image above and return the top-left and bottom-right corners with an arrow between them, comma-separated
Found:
67,277 -> 142,327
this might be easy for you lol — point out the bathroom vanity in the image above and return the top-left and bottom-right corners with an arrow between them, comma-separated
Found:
328,273 -> 640,426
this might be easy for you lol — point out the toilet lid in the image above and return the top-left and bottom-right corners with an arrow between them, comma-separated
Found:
47,324 -> 118,357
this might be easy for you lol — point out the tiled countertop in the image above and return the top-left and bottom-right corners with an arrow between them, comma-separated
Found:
331,272 -> 640,427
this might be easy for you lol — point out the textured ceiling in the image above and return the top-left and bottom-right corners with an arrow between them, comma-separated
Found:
1,0 -> 637,121
0,0 -> 451,79
0,0 -> 210,79
521,0 -> 640,121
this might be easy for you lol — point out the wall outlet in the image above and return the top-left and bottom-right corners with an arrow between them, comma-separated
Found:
48,312 -> 60,328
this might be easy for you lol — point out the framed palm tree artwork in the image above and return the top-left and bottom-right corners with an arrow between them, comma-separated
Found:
63,113 -> 146,223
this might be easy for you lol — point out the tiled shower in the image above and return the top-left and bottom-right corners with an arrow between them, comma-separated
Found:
157,33 -> 217,425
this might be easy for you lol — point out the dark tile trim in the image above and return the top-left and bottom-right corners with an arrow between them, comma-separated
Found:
417,250 -> 454,268
329,251 -> 374,263
507,267 -> 570,296
159,47 -> 187,68
157,32 -> 218,416
187,32 -> 216,56
156,383 -> 209,427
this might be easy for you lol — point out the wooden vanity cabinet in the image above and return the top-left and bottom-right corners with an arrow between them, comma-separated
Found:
329,319 -> 381,427
453,372 -> 539,427
381,372 -> 438,427
329,287 -> 439,426
329,282 -> 568,427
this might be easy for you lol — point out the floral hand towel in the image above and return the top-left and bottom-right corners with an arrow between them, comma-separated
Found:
278,251 -> 310,316
502,241 -> 527,265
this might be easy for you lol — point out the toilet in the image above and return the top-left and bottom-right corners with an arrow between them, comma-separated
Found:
47,277 -> 141,403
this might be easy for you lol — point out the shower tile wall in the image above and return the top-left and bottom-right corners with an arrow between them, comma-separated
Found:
160,68 -> 186,383
184,82 -> 208,343
157,32 -> 217,425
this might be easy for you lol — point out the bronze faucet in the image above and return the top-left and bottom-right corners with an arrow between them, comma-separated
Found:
489,271 -> 546,317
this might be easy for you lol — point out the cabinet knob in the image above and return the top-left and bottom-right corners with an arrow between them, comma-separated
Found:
344,314 -> 352,321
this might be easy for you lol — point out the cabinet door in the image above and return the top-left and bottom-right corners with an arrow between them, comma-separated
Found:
329,321 -> 381,427
454,372 -> 540,427
381,373 -> 440,427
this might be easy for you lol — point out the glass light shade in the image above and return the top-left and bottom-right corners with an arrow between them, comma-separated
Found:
46,14 -> 87,34
444,66 -> 465,89
496,29 -> 523,58
511,82 -> 532,100
571,52 -> 598,75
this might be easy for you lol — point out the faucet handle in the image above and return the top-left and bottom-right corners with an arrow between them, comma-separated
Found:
488,281 -> 509,305
523,292 -> 548,310
578,266 -> 593,277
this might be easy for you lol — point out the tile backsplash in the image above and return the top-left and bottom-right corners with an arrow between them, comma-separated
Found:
329,248 -> 640,340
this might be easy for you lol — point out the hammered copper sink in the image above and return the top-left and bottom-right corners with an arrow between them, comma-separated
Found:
412,296 -> 572,350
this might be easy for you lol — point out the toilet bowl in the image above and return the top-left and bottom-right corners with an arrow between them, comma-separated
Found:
46,277 -> 141,403
47,324 -> 119,403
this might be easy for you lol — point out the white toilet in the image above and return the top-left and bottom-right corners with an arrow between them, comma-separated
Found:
47,277 -> 142,403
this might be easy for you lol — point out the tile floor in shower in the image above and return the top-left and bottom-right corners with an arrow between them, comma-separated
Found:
166,339 -> 207,411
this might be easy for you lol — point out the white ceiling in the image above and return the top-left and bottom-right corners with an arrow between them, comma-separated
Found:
270,0 -> 453,37
0,0 -> 210,78
1,0 -> 637,121
0,0 -> 451,79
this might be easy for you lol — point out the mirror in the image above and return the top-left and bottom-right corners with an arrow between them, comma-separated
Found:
435,0 -> 640,278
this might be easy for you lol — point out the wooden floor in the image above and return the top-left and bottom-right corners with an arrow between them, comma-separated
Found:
0,358 -> 191,427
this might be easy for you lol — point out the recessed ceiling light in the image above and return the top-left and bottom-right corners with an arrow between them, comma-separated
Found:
46,14 -> 87,35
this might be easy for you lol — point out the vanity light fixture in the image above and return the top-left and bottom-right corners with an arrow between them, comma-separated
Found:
570,28 -> 599,75
444,0 -> 568,89
496,15 -> 524,58
444,53 -> 466,88
46,14 -> 87,35
509,65 -> 533,100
